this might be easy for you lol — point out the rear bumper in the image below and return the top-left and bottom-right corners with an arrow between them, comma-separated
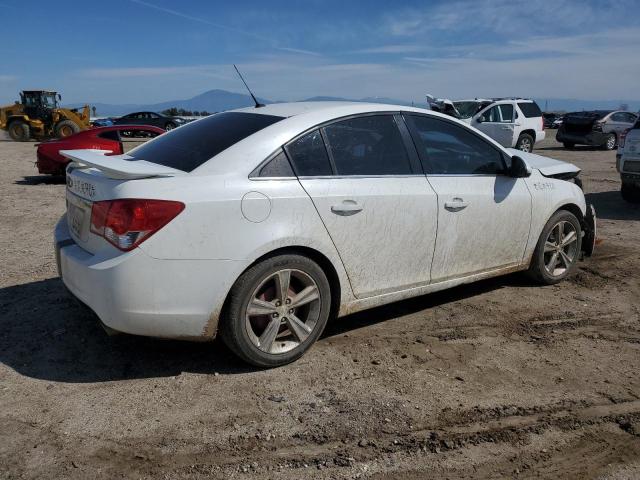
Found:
535,130 -> 546,143
54,217 -> 241,340
556,130 -> 606,146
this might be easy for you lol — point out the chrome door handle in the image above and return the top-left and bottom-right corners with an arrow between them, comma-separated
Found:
331,200 -> 363,216
444,198 -> 469,211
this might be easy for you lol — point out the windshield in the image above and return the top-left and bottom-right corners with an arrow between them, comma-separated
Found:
127,112 -> 284,172
42,94 -> 57,108
452,101 -> 483,119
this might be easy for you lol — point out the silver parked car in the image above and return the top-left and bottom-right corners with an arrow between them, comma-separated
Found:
557,110 -> 638,150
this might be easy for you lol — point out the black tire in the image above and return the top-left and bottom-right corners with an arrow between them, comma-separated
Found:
220,254 -> 332,367
164,122 -> 176,131
515,133 -> 534,153
7,121 -> 30,141
621,182 -> 640,203
527,210 -> 582,285
563,142 -> 575,149
55,120 -> 80,138
603,133 -> 616,151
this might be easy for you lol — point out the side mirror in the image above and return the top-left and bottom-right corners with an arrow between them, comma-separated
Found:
509,155 -> 532,178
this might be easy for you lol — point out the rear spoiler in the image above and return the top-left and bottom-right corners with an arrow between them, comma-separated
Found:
60,149 -> 184,180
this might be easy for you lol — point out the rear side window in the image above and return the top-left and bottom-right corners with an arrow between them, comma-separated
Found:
406,115 -> 505,175
257,150 -> 294,177
480,104 -> 514,123
323,115 -> 412,175
98,130 -> 120,141
286,129 -> 333,176
517,102 -> 542,118
127,112 -> 284,172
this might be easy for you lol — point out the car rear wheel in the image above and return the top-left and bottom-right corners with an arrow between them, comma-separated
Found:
516,133 -> 534,153
220,254 -> 331,367
621,182 -> 640,203
527,210 -> 582,285
8,121 -> 30,141
603,133 -> 616,151
165,122 -> 176,131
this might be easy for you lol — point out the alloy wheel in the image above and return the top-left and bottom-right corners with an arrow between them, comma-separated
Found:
543,220 -> 579,276
244,269 -> 321,354
606,135 -> 616,150
519,138 -> 532,152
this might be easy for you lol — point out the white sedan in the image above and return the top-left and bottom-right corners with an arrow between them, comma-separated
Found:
56,102 -> 596,367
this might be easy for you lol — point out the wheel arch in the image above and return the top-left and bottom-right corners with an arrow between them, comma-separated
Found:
555,202 -> 585,226
216,245 -> 344,337
520,128 -> 537,141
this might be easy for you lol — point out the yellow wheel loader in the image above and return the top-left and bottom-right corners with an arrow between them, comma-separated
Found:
0,90 -> 90,141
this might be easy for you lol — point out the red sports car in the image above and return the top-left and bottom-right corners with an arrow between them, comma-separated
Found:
36,125 -> 165,175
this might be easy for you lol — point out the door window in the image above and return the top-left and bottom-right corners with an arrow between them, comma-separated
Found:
407,115 -> 505,175
286,129 -> 333,176
322,115 -> 413,175
480,104 -> 514,123
610,112 -> 626,121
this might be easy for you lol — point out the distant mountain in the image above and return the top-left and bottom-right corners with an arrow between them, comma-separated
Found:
67,88 -> 640,117
67,89 -> 271,117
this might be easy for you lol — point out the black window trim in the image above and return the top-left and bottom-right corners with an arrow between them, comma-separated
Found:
283,111 -> 425,179
403,112 -> 511,176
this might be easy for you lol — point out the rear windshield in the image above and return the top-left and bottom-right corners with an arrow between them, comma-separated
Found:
517,102 -> 542,118
127,112 -> 284,172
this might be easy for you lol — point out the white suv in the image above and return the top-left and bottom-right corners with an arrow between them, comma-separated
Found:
428,97 -> 546,152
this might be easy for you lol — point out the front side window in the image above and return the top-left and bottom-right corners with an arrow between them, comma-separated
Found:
128,112 -> 284,172
286,129 -> 333,176
323,115 -> 412,176
406,115 -> 505,175
480,104 -> 513,123
610,112 -> 626,122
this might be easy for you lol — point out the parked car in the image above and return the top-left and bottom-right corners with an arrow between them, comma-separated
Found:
91,118 -> 115,127
616,118 -> 640,202
427,96 -> 545,152
543,113 -> 559,129
113,111 -> 187,131
556,110 -> 638,150
56,102 -> 595,367
36,125 -> 164,175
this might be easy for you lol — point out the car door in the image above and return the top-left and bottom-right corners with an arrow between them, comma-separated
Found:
287,114 -> 439,298
405,114 -> 532,282
473,103 -> 515,147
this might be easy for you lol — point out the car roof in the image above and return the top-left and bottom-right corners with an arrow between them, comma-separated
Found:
192,101 -> 508,175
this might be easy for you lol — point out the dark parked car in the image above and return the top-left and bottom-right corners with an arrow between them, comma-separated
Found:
113,111 -> 187,131
556,110 -> 638,150
36,125 -> 164,175
542,112 -> 559,129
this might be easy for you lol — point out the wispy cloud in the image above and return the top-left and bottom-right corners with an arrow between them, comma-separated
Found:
81,64 -> 229,79
130,0 -> 321,56
349,44 -> 426,54
0,74 -> 16,82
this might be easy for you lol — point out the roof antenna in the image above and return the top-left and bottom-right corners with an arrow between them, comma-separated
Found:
233,64 -> 264,108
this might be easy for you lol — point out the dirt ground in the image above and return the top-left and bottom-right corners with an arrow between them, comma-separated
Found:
1,133 -> 639,480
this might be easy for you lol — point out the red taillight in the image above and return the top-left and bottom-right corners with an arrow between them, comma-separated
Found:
90,199 -> 184,251
620,128 -> 631,148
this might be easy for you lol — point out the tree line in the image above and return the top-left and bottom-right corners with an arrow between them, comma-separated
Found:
161,107 -> 212,117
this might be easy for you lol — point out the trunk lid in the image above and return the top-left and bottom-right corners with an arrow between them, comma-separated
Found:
62,149 -> 184,254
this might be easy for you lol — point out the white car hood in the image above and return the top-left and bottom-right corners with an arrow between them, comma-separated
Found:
507,149 -> 580,176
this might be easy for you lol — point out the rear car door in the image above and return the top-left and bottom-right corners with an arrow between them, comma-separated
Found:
473,103 -> 515,147
287,114 -> 439,298
405,114 -> 532,282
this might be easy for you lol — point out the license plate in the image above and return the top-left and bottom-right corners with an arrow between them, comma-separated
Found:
68,202 -> 85,238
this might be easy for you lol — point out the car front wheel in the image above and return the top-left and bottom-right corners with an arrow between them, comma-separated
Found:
603,133 -> 616,151
528,210 -> 582,285
220,254 -> 331,367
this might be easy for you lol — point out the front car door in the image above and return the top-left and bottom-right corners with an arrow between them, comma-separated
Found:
473,103 -> 516,147
404,114 -> 532,282
287,114 -> 439,298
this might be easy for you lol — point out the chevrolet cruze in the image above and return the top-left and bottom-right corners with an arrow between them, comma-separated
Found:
56,102 -> 596,367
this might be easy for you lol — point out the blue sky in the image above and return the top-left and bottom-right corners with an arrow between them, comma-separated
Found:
1,0 -> 639,104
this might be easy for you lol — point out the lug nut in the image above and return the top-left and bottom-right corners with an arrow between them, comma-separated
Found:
272,313 -> 279,318
275,301 -> 281,307
285,299 -> 291,305
289,309 -> 294,314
